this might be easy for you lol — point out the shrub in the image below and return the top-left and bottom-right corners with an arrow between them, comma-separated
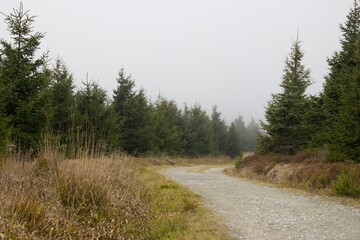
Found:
234,153 -> 244,169
332,169 -> 360,198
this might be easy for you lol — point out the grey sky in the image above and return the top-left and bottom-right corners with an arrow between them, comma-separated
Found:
0,0 -> 353,123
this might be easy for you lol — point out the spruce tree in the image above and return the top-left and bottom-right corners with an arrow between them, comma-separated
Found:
0,66 -> 9,156
226,122 -> 242,158
323,0 -> 360,162
125,89 -> 155,155
303,95 -> 326,147
75,80 -> 108,156
182,105 -> 214,156
113,69 -> 154,155
211,106 -> 228,155
153,97 -> 184,155
244,117 -> 260,152
48,58 -> 75,147
112,68 -> 135,151
260,38 -> 311,154
234,115 -> 247,151
0,4 -> 50,152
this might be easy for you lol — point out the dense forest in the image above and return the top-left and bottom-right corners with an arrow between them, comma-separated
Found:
1,1 -> 360,163
0,4 -> 259,159
259,1 -> 360,163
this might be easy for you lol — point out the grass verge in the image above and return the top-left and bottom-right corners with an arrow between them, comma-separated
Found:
142,166 -> 232,240
0,154 -> 232,239
226,149 -> 360,201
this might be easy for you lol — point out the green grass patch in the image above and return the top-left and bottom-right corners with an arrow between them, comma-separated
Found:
142,166 -> 232,240
333,168 -> 360,198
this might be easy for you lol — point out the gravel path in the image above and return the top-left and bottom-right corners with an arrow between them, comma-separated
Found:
161,166 -> 360,240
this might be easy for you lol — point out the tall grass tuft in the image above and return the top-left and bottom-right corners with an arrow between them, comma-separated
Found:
333,168 -> 360,198
56,169 -> 108,213
0,152 -> 151,238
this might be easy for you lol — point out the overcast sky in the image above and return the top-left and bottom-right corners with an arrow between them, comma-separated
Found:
0,0 -> 354,123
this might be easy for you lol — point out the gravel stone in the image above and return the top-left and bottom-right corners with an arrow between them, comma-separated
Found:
161,166 -> 360,240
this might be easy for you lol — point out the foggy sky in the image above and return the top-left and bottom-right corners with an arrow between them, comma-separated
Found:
0,0 -> 353,123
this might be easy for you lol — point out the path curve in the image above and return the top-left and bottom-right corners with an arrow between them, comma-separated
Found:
161,166 -> 360,240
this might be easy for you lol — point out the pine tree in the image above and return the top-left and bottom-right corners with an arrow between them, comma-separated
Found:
112,68 -> 135,151
75,80 -> 108,156
0,4 -> 50,152
260,38 -> 311,154
182,105 -> 214,156
0,66 -> 9,156
244,117 -> 260,152
153,97 -> 184,155
48,58 -> 75,147
303,95 -> 326,147
323,0 -> 360,162
226,122 -> 242,158
211,106 -> 228,155
125,89 -> 154,155
113,69 -> 154,155
233,115 -> 247,151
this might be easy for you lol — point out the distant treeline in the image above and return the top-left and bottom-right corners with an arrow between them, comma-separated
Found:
0,4 -> 259,158
259,1 -> 360,162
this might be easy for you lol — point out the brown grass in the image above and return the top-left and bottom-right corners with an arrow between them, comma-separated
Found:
227,149 -> 360,199
141,155 -> 234,166
0,153 -> 150,239
0,150 -> 232,239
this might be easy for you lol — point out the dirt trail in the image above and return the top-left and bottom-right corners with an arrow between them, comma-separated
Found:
161,166 -> 360,240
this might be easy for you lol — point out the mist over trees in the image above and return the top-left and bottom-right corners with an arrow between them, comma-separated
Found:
2,1 -> 359,163
259,1 -> 360,162
0,4 -> 259,159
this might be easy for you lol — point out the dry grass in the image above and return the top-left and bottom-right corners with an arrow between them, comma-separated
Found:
0,151 -> 232,239
0,153 -> 150,239
227,149 -> 360,199
141,155 -> 234,166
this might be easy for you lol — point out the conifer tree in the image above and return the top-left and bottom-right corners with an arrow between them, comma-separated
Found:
244,117 -> 260,151
182,105 -> 214,156
125,89 -> 155,155
0,67 -> 8,155
0,4 -> 50,152
211,106 -> 228,155
260,38 -> 311,154
153,97 -> 184,155
226,122 -> 242,158
113,69 -> 154,155
75,80 -> 108,156
112,68 -> 135,151
303,95 -> 325,147
48,58 -> 75,147
234,115 -> 247,151
323,0 -> 360,162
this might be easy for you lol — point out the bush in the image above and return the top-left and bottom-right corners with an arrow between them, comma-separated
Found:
234,153 -> 244,169
332,169 -> 360,198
